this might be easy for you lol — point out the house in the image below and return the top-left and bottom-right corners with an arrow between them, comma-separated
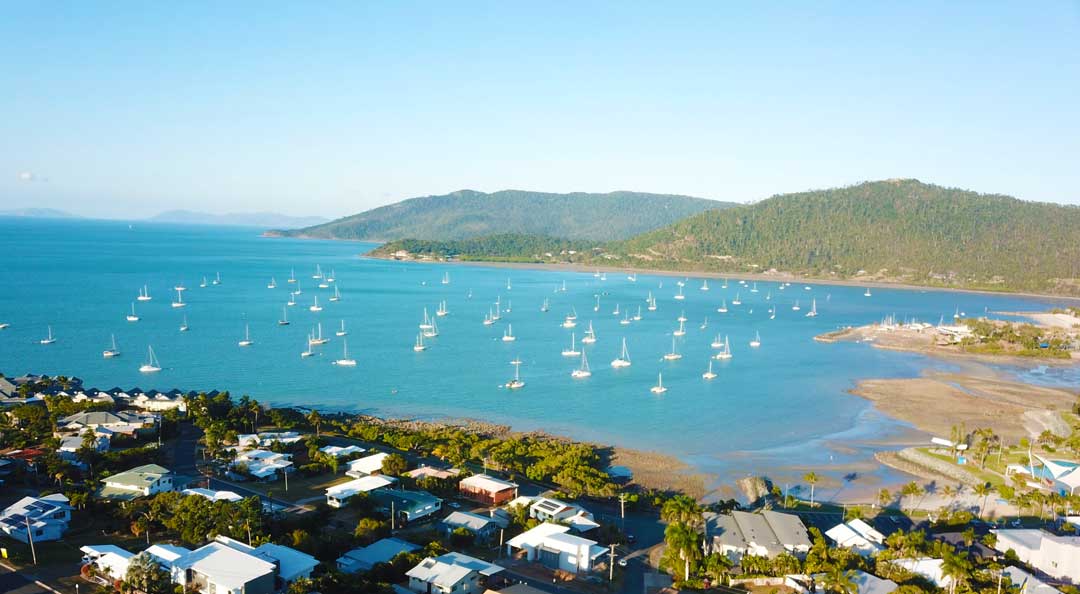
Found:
233,449 -> 293,480
371,489 -> 442,524
319,444 -> 365,458
0,447 -> 48,471
811,570 -> 897,594
889,558 -> 952,588
59,410 -> 157,437
337,537 -> 420,574
0,494 -> 72,543
0,376 -> 16,398
528,497 -> 599,533
459,474 -> 518,505
58,434 -> 110,461
825,519 -> 885,556
406,553 -> 503,594
97,464 -> 174,500
441,511 -> 499,542
406,466 -> 461,480
325,475 -> 396,508
345,452 -> 390,477
993,529 -> 1080,581
705,510 -> 812,560
181,488 -> 244,503
1004,566 -> 1063,594
237,431 -> 304,448
131,390 -> 187,412
81,545 -> 136,580
506,522 -> 607,573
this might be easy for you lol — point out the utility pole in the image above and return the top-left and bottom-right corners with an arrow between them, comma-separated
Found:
391,501 -> 396,531
284,468 -> 288,492
499,529 -> 504,558
24,517 -> 37,565
608,544 -> 616,582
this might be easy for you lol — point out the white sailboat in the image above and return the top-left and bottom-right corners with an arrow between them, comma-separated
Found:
750,331 -> 761,348
650,373 -> 667,394
212,272 -> 221,285
180,315 -> 189,332
710,334 -> 723,348
238,324 -> 253,347
731,293 -> 742,306
721,278 -> 728,289
329,285 -> 341,302
200,276 -> 208,288
647,295 -> 657,312
864,287 -> 872,297
765,291 -> 772,301
582,322 -> 597,344
805,299 -> 818,318
171,289 -> 185,308
567,307 -> 578,320
611,338 -> 632,368
750,282 -> 759,293
663,336 -> 682,360
139,345 -> 162,373
791,300 -> 801,311
700,279 -> 709,291
436,300 -> 448,317
288,269 -> 296,284
702,360 -> 717,380
483,308 -> 495,326
310,295 -> 323,312
267,277 -> 277,288
40,326 -> 56,344
312,264 -> 323,280
137,284 -> 152,301
769,307 -> 776,320
560,280 -> 567,292
540,298 -> 550,313
505,299 -> 512,313
594,295 -> 600,312
620,311 -> 631,325
628,273 -> 637,282
717,299 -> 728,313
674,285 -> 685,301
287,294 -> 296,307
673,320 -> 686,337
103,334 -> 120,358
336,320 -> 347,336
502,324 -> 516,342
506,278 -> 512,290
423,318 -> 439,338
562,333 -> 580,356
413,332 -> 427,352
174,281 -> 186,292
441,271 -> 450,285
677,310 -> 687,322
126,303 -> 140,322
327,269 -> 336,283
561,316 -> 577,329
633,306 -> 642,321
492,298 -> 501,321
715,336 -> 733,360
506,358 -> 525,389
571,350 -> 591,378
318,279 -> 330,289
420,308 -> 433,330
301,334 -> 314,357
333,340 -> 357,366
279,306 -> 290,326
700,316 -> 709,330
293,284 -> 303,295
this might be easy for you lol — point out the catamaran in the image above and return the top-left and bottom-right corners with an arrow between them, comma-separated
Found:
805,299 -> 818,318
40,326 -> 56,345
750,331 -> 761,348
103,334 -> 120,358
562,333 -> 580,356
582,322 -> 597,344
171,289 -> 185,308
715,336 -> 733,360
137,284 -> 152,301
336,320 -> 347,336
506,359 -> 525,389
663,336 -> 682,360
673,320 -> 686,337
310,295 -> 323,312
702,360 -> 717,380
279,306 -> 290,326
333,340 -> 357,366
502,324 -> 516,342
571,350 -> 591,378
238,324 -> 253,347
329,285 -> 341,302
126,303 -> 140,322
180,315 -> 189,332
650,373 -> 667,394
139,345 -> 162,373
711,334 -> 723,348
611,338 -> 632,368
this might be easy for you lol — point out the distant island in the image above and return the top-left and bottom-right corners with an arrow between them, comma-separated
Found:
370,179 -> 1080,297
267,189 -> 730,242
0,207 -> 79,218
149,210 -> 330,229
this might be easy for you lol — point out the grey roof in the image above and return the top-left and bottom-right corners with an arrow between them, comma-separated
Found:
442,511 -> 495,532
762,510 -> 811,548
338,537 -> 420,572
706,510 -> 811,556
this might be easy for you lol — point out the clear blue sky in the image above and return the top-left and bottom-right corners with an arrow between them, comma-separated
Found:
2,2 -> 1078,218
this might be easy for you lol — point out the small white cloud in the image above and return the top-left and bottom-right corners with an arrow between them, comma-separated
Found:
17,171 -> 47,183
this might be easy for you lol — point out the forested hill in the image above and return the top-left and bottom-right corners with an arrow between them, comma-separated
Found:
269,189 -> 729,242
613,179 -> 1080,294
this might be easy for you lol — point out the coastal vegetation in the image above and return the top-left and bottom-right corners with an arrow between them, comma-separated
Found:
372,233 -> 601,263
959,318 -> 1074,358
271,189 -> 728,242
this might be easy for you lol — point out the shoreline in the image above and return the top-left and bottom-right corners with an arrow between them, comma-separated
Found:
358,253 -> 1080,303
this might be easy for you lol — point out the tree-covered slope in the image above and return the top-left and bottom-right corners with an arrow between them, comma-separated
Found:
614,179 -> 1080,294
372,234 -> 601,263
271,189 -> 728,242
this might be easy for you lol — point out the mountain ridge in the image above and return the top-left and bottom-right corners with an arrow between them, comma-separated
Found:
149,210 -> 329,229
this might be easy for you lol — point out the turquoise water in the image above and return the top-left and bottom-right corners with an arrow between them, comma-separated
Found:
1,218 -> 1074,496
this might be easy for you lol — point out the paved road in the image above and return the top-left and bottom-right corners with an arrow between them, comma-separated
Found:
0,563 -> 55,594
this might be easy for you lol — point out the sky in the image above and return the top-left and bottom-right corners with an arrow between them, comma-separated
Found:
1,2 -> 1078,219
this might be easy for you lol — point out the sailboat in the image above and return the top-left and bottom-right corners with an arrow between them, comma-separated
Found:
329,285 -> 341,302
620,312 -> 631,325
765,291 -> 772,301
702,360 -> 717,380
502,324 -> 516,342
633,306 -> 642,321
769,307 -> 776,320
126,303 -> 140,322
674,285 -> 685,301
423,318 -> 439,338
506,358 -> 525,389
139,345 -> 162,373
171,290 -> 185,308
293,283 -> 303,295
137,284 -> 152,301
420,308 -> 433,329
540,298 -> 550,313
663,336 -> 682,360
647,295 -> 657,312
750,282 -> 759,293
864,287 -> 873,297
566,307 -> 577,320
318,279 -> 330,289
492,298 -> 502,321
722,278 -> 729,289
301,334 -> 314,358
279,306 -> 290,326
560,280 -> 567,292
441,271 -> 450,285
505,299 -> 512,313
600,271 -> 606,281
701,279 -> 709,291
582,322 -> 597,344
436,301 -> 448,317
287,294 -> 296,307
791,300 -> 801,312
309,295 -> 323,312
562,315 -> 577,329
267,278 -> 277,289
750,331 -> 761,348
673,320 -> 686,337
628,273 -> 637,282
40,326 -> 56,344
731,293 -> 742,306
288,269 -> 296,284
715,336 -> 733,360
711,334 -> 723,348
677,310 -> 687,322
200,277 -> 208,288
483,308 -> 495,326
571,350 -> 591,378
506,278 -> 512,290
103,334 -> 120,358
594,295 -> 600,312
562,333 -> 580,356
212,272 -> 221,285
650,373 -> 667,394
312,264 -> 323,280
336,320 -> 347,336
238,324 -> 253,347
413,332 -> 427,352
611,338 -> 632,368
700,316 -> 709,330
612,303 -> 620,316
179,315 -> 189,332
333,340 -> 357,366
805,299 -> 818,318
717,299 -> 728,313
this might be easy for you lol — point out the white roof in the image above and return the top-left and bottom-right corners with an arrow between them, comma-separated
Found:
443,511 -> 495,531
567,512 -> 601,532
506,522 -> 571,548
326,475 -> 395,498
1004,566 -> 1062,594
253,542 -> 319,582
320,445 -> 365,458
145,544 -> 191,565
347,452 -> 389,475
460,473 -> 518,493
813,570 -> 897,594
434,552 -> 504,577
891,558 -> 951,587
178,542 -> 276,590
182,488 -> 244,503
407,558 -> 474,589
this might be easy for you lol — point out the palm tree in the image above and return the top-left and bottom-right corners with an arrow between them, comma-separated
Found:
664,521 -> 702,582
877,488 -> 892,509
701,553 -> 733,586
821,567 -> 858,594
973,483 -> 993,519
661,495 -> 703,527
901,481 -> 923,512
804,472 -> 820,508
306,410 -> 322,437
941,550 -> 973,594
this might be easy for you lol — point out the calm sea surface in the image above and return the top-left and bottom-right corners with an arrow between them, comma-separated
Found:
1,218 -> 1074,497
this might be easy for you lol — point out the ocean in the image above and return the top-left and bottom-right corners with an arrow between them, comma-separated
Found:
1,217 -> 1073,498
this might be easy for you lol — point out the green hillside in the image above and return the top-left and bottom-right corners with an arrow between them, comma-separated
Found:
613,179 -> 1080,294
372,234 -> 601,263
271,189 -> 728,242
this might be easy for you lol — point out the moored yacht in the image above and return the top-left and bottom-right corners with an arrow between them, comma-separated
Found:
238,324 -> 253,347
103,334 -> 121,358
332,340 -> 357,366
650,373 -> 667,394
139,345 -> 161,373
611,338 -> 631,368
